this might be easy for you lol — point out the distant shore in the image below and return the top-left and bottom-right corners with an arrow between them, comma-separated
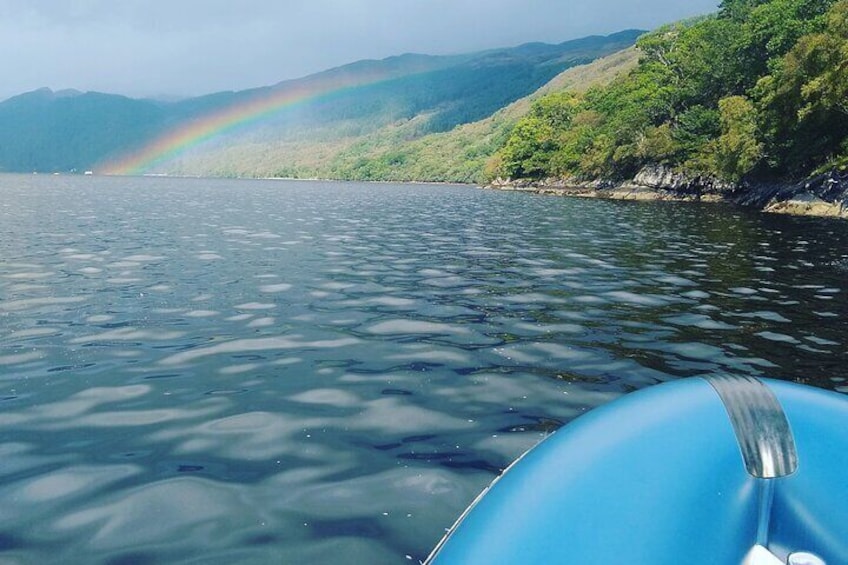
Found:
486,166 -> 848,220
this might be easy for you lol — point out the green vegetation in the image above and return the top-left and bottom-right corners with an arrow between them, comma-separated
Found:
171,48 -> 641,183
0,31 -> 641,176
495,0 -> 848,184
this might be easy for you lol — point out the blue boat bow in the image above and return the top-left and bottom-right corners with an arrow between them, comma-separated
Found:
427,377 -> 848,565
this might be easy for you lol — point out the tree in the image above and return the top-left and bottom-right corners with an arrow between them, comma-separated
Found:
498,92 -> 580,178
755,0 -> 848,172
709,96 -> 764,180
734,0 -> 835,80
719,0 -> 771,21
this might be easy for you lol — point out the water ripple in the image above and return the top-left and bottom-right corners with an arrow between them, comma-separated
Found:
1,176 -> 846,563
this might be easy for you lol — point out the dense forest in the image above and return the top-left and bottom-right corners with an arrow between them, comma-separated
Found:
494,0 -> 848,184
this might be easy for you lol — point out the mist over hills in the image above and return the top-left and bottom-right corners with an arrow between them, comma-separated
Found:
0,30 -> 643,176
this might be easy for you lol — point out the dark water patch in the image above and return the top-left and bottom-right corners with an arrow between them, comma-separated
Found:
142,373 -> 182,381
96,321 -> 137,329
81,341 -> 143,348
46,363 -> 96,373
0,531 -> 26,550
373,442 -> 403,451
381,388 -> 413,396
310,518 -> 385,539
242,532 -> 281,546
111,451 -> 152,460
440,459 -> 506,474
498,416 -> 564,434
397,452 -> 457,462
204,388 -> 249,396
105,552 -> 160,565
177,464 -> 204,473
401,434 -> 437,444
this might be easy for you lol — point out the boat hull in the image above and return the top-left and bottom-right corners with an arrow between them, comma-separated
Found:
428,378 -> 848,564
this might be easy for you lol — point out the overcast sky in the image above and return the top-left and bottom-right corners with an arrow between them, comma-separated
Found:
0,0 -> 720,101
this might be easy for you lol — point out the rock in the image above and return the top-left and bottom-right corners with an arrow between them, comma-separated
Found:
628,165 -> 735,196
760,170 -> 848,218
484,166 -> 848,220
764,193 -> 846,217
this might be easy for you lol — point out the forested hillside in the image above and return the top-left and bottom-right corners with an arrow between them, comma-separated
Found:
323,48 -> 641,183
495,0 -> 848,184
165,31 -> 642,179
0,89 -> 167,173
174,48 -> 641,182
0,31 -> 641,175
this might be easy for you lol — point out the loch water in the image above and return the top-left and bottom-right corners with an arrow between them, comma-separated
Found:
1,175 -> 846,564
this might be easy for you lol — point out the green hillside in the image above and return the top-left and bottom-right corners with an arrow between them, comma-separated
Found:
0,53 -> 468,174
0,89 -> 167,173
143,31 -> 645,178
0,30 -> 642,175
327,48 -> 642,183
495,0 -> 848,185
166,49 -> 641,182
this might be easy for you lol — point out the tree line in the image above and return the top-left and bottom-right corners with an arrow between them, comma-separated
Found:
494,0 -> 848,184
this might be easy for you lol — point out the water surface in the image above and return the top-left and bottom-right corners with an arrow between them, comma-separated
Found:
1,175 -> 846,563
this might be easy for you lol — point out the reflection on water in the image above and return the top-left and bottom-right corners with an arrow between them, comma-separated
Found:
1,174 -> 846,563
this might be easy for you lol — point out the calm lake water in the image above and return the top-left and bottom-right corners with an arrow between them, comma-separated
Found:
1,175 -> 847,564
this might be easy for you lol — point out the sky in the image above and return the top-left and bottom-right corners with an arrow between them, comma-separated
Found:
0,0 -> 720,102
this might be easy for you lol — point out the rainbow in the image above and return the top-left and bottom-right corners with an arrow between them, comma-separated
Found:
99,69 -> 391,175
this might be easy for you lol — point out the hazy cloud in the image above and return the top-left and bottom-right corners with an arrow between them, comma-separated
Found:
0,0 -> 719,101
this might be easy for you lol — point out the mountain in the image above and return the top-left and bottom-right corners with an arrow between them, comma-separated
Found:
0,30 -> 643,175
0,88 -> 166,173
178,47 -> 641,183
323,47 -> 642,183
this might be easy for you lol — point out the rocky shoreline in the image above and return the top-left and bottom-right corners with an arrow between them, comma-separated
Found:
487,166 -> 848,219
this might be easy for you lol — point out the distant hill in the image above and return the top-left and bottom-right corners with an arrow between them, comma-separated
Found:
0,30 -> 643,175
326,48 -> 642,184
0,88 -> 166,173
178,47 -> 641,183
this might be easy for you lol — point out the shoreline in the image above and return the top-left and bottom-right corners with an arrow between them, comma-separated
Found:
486,166 -> 848,220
